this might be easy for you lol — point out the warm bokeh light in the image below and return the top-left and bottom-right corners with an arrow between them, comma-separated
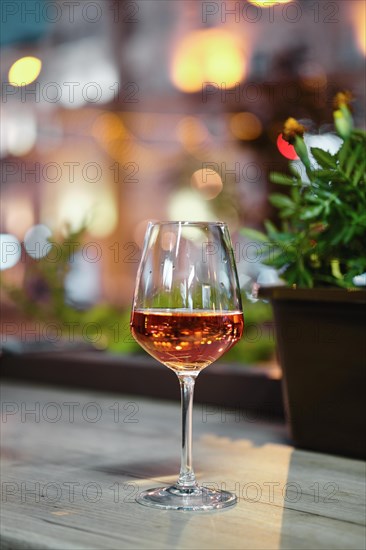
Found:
2,197 -> 34,240
230,112 -> 263,141
171,28 -> 246,93
58,187 -> 118,237
190,168 -> 223,200
350,1 -> 366,55
161,231 -> 178,252
176,116 -> 213,160
277,133 -> 299,160
92,112 -> 127,144
57,188 -> 93,233
168,189 -> 215,221
88,189 -> 118,238
248,0 -> 292,6
176,116 -> 209,150
8,56 -> 42,87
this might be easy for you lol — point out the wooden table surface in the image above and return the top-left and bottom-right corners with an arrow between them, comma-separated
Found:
1,381 -> 365,550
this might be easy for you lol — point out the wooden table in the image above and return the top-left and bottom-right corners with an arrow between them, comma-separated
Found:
1,381 -> 365,549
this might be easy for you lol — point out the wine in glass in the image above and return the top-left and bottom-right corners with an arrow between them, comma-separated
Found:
130,221 -> 244,510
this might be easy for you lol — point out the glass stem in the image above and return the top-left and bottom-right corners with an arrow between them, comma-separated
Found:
177,375 -> 197,488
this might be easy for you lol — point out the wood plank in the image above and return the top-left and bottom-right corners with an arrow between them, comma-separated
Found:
1,382 -> 365,550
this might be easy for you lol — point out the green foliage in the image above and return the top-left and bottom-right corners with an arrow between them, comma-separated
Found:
1,227 -> 140,355
220,297 -> 275,363
78,304 -> 139,354
255,109 -> 366,288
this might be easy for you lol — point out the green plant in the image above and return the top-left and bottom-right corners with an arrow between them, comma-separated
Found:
244,93 -> 366,288
219,297 -> 275,364
1,226 -> 139,355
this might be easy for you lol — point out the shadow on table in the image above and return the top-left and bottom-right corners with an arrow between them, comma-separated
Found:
92,459 -> 179,481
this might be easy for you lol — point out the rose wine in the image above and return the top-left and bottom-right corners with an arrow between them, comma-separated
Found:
131,309 -> 244,373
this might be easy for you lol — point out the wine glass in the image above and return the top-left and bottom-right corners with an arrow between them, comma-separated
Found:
130,221 -> 244,511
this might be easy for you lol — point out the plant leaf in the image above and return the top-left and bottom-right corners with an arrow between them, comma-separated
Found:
344,225 -> 355,243
269,193 -> 294,209
345,143 -> 363,178
352,157 -> 366,185
270,172 -> 295,185
299,204 -> 324,220
310,147 -> 337,169
240,228 -> 268,242
338,138 -> 350,170
279,207 -> 295,218
289,163 -> 303,180
264,220 -> 278,237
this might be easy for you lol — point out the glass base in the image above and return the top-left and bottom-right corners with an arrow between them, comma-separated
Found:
136,484 -> 237,511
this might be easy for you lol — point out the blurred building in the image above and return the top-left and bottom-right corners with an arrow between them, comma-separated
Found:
1,0 -> 365,310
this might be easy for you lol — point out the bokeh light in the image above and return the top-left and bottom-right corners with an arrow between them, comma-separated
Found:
277,133 -> 299,160
171,28 -> 246,93
58,188 -> 96,233
248,0 -> 292,6
230,112 -> 263,141
24,224 -> 52,259
1,107 -> 37,157
350,1 -> 366,55
65,252 -> 100,306
0,234 -> 21,270
88,189 -> 118,238
176,116 -> 209,151
161,231 -> 178,252
168,189 -> 215,221
92,112 -> 127,145
190,168 -> 223,200
8,56 -> 42,87
55,39 -> 119,109
57,187 -> 118,237
2,197 -> 34,240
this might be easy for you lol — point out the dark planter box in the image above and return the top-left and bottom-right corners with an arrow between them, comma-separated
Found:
0,350 -> 284,420
259,287 -> 366,459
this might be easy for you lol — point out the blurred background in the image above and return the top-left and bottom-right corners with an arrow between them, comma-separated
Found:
1,0 -> 365,366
